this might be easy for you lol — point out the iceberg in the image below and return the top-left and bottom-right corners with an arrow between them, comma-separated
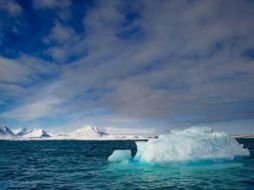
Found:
108,150 -> 132,162
134,127 -> 250,163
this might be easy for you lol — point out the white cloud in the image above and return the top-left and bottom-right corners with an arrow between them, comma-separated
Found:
33,0 -> 71,9
46,0 -> 254,125
0,83 -> 26,98
33,0 -> 72,21
0,0 -> 22,16
45,22 -> 78,44
0,54 -> 59,109
0,55 -> 58,84
1,0 -> 254,132
44,22 -> 82,61
1,96 -> 63,120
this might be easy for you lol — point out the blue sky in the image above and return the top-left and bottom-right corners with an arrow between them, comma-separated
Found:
0,0 -> 254,135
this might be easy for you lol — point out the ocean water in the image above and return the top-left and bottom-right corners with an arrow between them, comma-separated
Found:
0,139 -> 253,190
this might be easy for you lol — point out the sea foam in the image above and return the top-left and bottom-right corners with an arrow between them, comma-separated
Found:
134,127 -> 250,163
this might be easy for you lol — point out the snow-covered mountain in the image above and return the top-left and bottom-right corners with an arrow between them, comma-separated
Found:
0,124 -> 150,140
47,131 -> 69,139
0,124 -> 15,139
70,125 -> 107,139
21,129 -> 50,139
47,131 -> 67,137
11,127 -> 50,139
13,128 -> 28,136
68,125 -> 149,140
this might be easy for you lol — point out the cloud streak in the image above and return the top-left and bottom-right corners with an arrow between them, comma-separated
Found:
0,0 -> 254,133
1,96 -> 63,120
0,0 -> 22,16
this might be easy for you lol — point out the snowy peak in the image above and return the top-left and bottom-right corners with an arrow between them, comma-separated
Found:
14,128 -> 29,136
22,129 -> 50,138
12,127 -> 50,138
0,124 -> 15,137
70,125 -> 107,139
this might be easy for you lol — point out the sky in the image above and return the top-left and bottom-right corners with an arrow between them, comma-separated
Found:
0,0 -> 254,135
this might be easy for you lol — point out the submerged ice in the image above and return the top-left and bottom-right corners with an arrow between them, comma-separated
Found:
108,150 -> 132,162
134,127 -> 250,163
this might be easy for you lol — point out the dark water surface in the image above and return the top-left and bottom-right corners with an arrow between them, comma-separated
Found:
0,139 -> 254,190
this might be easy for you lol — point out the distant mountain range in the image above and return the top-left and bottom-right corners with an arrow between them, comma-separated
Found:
1,124 -> 254,140
0,124 -> 151,140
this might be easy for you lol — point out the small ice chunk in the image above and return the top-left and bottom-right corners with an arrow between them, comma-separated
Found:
108,150 -> 131,162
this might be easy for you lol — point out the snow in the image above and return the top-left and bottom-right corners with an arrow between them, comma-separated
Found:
70,125 -> 107,139
12,128 -> 20,135
1,125 -> 50,139
22,129 -> 50,139
0,124 -> 15,139
134,127 -> 250,163
232,134 -> 254,139
0,124 -> 151,140
47,131 -> 68,139
108,150 -> 132,162
47,126 -> 149,140
13,128 -> 28,136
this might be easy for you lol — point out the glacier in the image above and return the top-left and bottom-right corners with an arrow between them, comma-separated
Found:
133,127 -> 250,163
